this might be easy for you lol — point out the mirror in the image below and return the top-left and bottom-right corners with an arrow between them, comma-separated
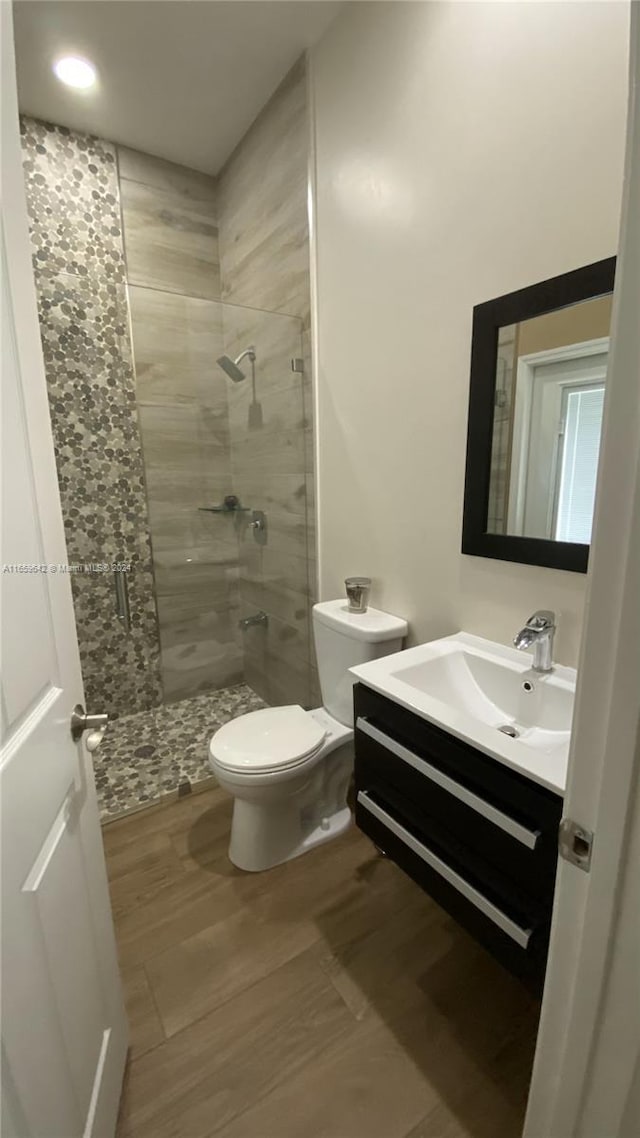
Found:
489,294 -> 612,542
462,257 -> 616,573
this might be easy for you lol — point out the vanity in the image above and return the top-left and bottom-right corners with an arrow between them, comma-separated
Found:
350,633 -> 575,989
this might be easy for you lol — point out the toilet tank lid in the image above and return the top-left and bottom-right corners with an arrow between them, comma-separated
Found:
313,600 -> 408,643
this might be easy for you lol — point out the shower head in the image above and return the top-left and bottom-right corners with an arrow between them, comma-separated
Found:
216,346 -> 256,382
216,355 -> 245,382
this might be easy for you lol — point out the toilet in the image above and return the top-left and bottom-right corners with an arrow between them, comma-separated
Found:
209,599 -> 408,871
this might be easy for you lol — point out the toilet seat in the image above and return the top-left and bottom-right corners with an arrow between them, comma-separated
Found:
210,705 -> 327,775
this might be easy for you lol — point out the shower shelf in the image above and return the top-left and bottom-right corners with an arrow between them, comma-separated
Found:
198,507 -> 250,516
198,505 -> 251,514
198,495 -> 250,515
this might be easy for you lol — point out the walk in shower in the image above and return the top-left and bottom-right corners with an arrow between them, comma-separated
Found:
19,56 -> 316,819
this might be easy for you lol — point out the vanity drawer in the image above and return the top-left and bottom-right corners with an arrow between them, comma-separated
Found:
355,789 -> 550,987
355,716 -> 558,903
354,684 -> 562,898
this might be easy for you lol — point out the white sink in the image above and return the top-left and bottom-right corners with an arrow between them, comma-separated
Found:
350,632 -> 576,795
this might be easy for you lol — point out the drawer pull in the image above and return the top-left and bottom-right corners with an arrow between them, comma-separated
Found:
357,717 -> 540,850
357,791 -> 532,949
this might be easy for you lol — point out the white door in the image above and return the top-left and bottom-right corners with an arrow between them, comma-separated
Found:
0,6 -> 128,1136
524,5 -> 640,1136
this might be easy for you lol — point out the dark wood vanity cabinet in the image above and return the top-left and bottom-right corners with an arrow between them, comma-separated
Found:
353,683 -> 563,989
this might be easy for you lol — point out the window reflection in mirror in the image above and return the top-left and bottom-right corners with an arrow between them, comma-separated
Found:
487,294 -> 612,543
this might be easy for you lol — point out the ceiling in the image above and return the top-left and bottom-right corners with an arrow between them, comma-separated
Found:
13,0 -> 342,175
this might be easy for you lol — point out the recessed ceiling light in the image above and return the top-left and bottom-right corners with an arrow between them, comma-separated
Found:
53,56 -> 97,90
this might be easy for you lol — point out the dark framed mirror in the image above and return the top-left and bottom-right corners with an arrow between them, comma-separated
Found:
462,257 -> 616,573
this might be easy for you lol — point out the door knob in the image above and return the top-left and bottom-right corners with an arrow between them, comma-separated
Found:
70,704 -> 108,742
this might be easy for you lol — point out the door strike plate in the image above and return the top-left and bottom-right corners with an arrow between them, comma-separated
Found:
559,817 -> 593,872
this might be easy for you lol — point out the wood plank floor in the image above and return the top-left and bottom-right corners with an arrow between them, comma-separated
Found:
105,786 -> 540,1138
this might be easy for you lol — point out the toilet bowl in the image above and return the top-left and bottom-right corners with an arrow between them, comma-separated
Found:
210,705 -> 353,871
209,599 -> 408,871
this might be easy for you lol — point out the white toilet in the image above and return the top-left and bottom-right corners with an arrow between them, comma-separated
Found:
209,599 -> 408,871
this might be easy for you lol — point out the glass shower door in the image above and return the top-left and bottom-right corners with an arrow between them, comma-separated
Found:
223,301 -> 314,708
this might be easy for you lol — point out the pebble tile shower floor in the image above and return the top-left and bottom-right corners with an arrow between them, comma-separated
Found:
95,684 -> 266,820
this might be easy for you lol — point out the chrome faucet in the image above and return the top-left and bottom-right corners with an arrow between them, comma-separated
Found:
513,610 -> 556,673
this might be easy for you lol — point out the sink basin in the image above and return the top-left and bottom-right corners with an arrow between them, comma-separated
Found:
350,632 -> 576,794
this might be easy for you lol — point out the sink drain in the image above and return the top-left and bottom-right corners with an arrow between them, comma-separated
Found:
497,724 -> 520,738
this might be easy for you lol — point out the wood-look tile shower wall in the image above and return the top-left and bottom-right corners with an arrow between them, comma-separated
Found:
118,147 -> 244,701
218,56 -> 318,707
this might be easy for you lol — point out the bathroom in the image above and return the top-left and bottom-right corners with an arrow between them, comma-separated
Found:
1,2 -> 638,1137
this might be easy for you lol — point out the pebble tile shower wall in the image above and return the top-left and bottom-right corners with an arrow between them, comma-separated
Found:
20,117 -> 163,719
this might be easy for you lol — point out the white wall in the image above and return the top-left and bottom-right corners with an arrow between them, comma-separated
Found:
310,0 -> 629,665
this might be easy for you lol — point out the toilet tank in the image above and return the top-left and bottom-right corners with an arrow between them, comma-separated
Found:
312,600 -> 408,727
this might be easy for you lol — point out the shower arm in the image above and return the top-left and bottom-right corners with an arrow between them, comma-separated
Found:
234,348 -> 257,401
